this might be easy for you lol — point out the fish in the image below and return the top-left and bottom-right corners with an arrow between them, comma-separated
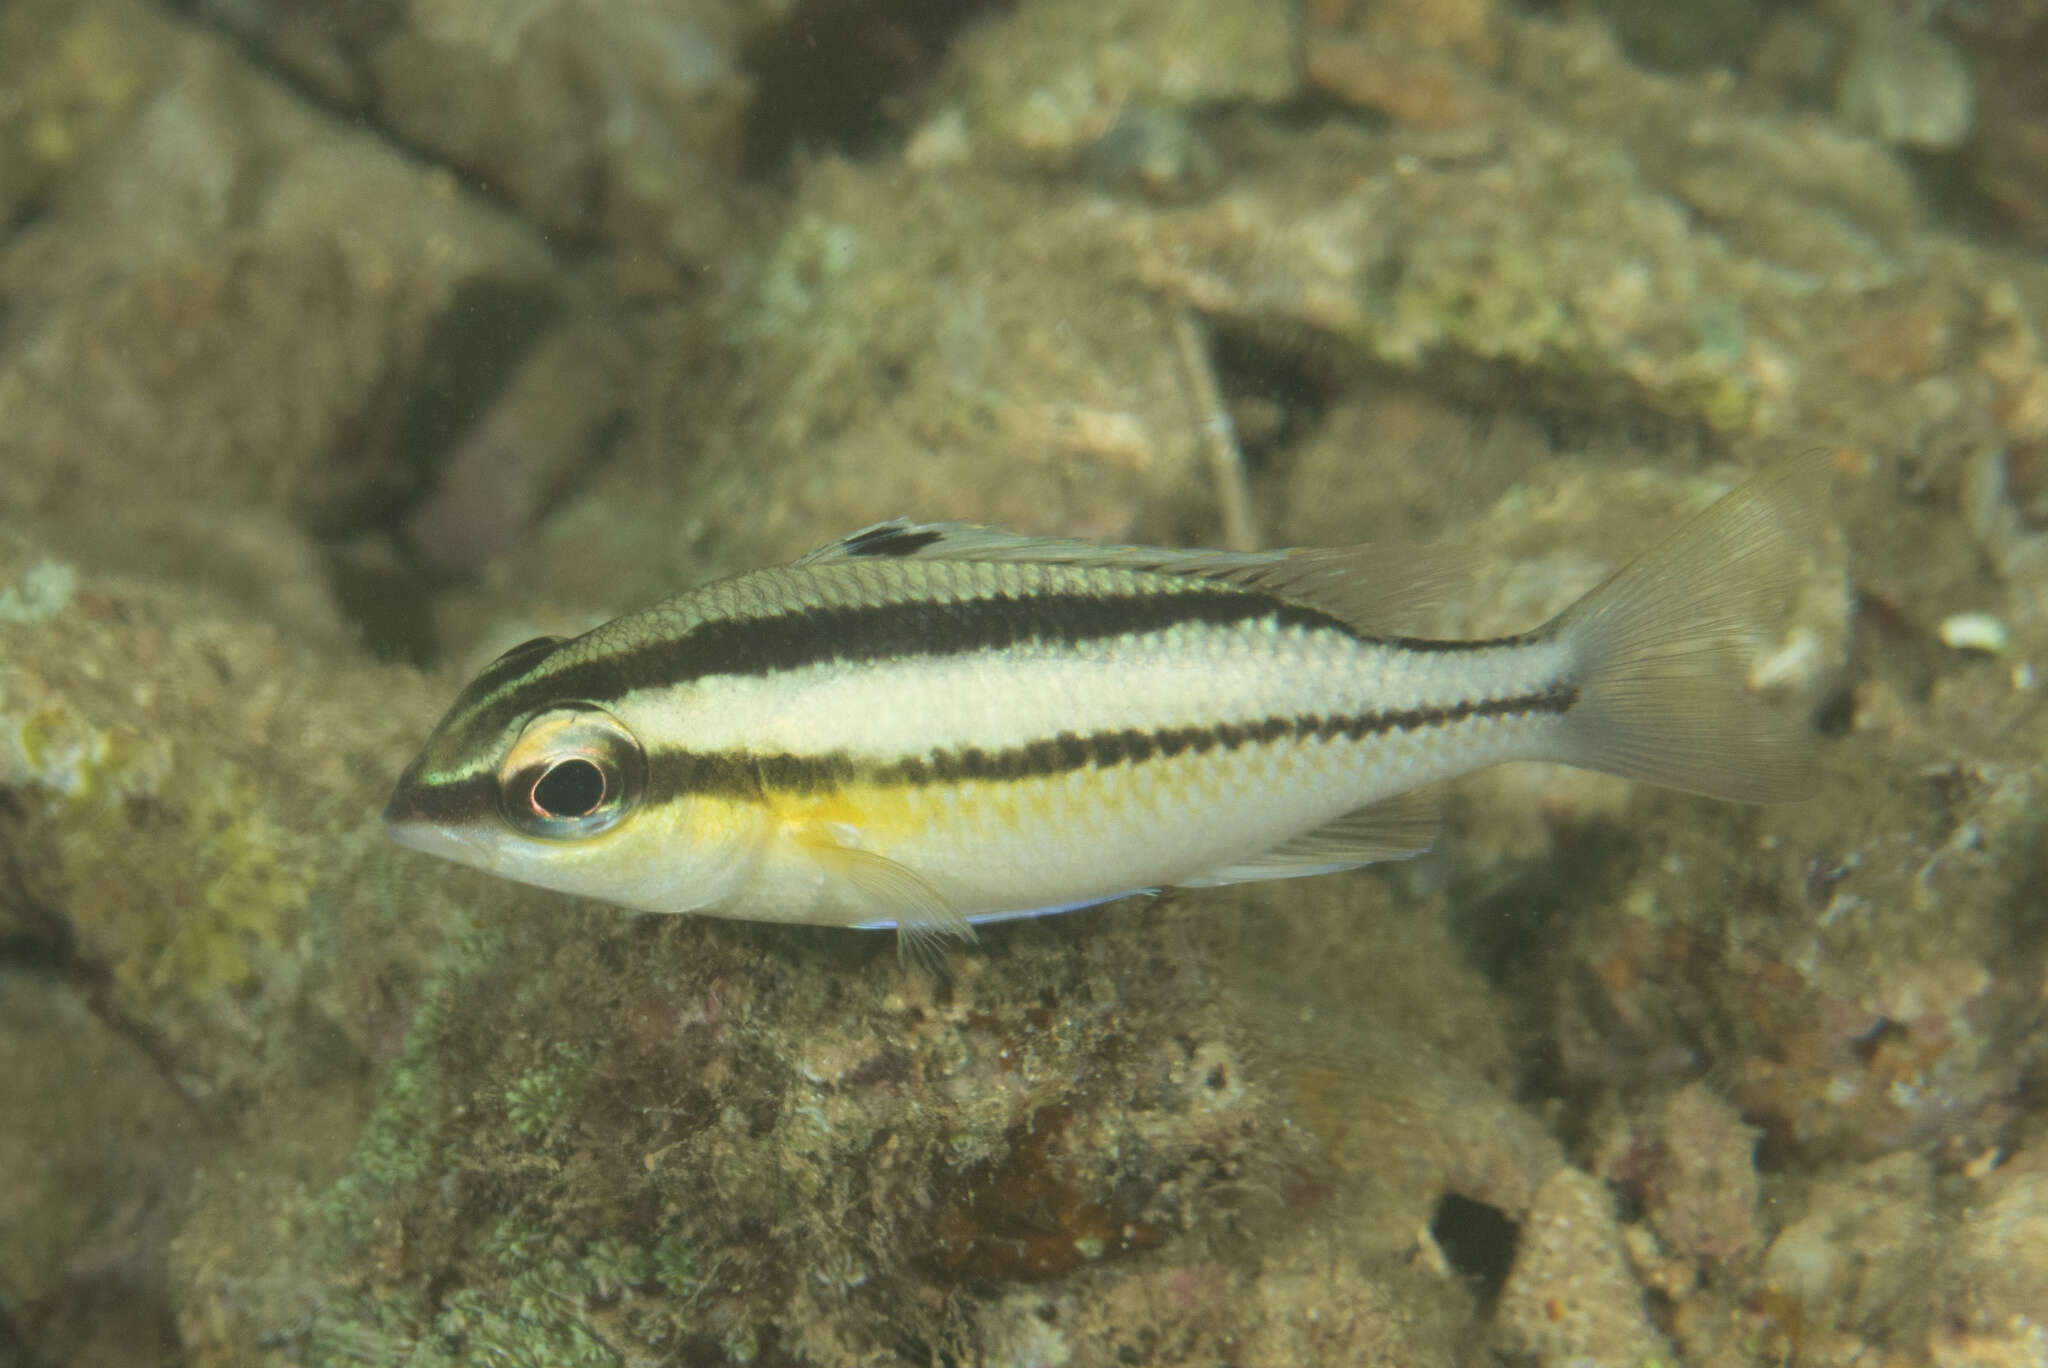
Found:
384,455 -> 1825,962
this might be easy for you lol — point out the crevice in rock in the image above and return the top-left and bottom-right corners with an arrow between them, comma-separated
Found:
1430,1192 -> 1520,1305
738,0 -> 1015,175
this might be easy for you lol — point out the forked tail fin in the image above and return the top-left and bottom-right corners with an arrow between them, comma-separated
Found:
1543,453 -> 1831,803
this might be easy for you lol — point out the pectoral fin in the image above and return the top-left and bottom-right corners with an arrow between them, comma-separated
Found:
806,839 -> 976,969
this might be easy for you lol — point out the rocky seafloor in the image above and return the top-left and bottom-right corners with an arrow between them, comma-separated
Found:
3,0 -> 2047,1364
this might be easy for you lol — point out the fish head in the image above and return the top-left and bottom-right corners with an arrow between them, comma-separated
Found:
384,635 -> 744,912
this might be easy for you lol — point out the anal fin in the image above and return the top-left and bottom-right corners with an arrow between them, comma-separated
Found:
1175,790 -> 1438,888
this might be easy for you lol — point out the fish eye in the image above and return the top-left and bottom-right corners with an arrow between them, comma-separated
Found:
533,757 -> 607,817
498,706 -> 645,841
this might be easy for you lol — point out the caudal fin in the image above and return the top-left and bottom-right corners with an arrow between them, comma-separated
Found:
1544,453 -> 1831,803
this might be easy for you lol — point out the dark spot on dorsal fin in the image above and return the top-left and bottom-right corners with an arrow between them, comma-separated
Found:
470,635 -> 566,693
839,524 -> 946,558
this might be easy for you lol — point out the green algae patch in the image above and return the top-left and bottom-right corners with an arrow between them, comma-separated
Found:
35,725 -> 310,1000
11,700 -> 165,802
185,773 -> 311,992
503,1042 -> 594,1139
3,598 -> 317,999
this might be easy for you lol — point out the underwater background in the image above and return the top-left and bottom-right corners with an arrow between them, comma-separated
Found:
2,0 -> 2046,1363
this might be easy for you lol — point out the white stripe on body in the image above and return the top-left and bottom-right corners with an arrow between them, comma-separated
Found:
613,629 -> 1578,765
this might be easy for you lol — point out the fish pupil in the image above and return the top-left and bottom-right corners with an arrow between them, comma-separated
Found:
534,758 -> 607,818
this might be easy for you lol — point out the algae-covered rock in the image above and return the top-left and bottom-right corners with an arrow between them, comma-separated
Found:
1833,4 -> 1975,152
183,0 -> 761,262
1953,6 -> 2048,251
1128,11 -> 1972,450
1761,1151 -> 1940,1346
1492,1167 -> 1674,1367
0,531 -> 451,1100
926,0 -> 1295,171
1945,1159 -> 2048,1338
438,156 -> 1234,645
369,0 -> 757,262
199,903 -> 1282,1363
1586,0 -> 1780,74
1597,1081 -> 1765,1271
161,823 -> 1546,1366
0,525 -> 462,1358
0,971 -> 191,1364
0,0 -> 619,550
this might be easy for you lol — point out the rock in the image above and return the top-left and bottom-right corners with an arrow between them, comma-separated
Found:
174,885 -> 1284,1363
0,0 -> 591,547
1760,1152 -> 1938,1346
397,317 -> 634,578
440,156 -> 1230,650
183,0 -> 759,261
1947,1160 -> 2048,1335
0,972 -> 190,1366
1601,1082 -> 1763,1269
1493,1167 -> 1673,1367
1582,0 -> 1780,72
1954,7 -> 2048,250
929,0 -> 1296,169
0,522 -> 461,1363
1302,0 -> 1509,130
0,528 -> 449,1102
1835,10 -> 1975,152
370,0 -> 755,261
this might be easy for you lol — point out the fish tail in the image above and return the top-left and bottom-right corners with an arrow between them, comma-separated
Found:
1543,453 -> 1831,803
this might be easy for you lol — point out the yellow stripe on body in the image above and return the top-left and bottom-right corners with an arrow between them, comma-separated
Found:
756,739 -> 1365,919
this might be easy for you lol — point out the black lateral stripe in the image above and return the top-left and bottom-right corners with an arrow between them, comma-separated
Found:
476,587 -> 1359,738
635,589 -> 1352,685
385,770 -> 499,827
648,682 -> 1578,802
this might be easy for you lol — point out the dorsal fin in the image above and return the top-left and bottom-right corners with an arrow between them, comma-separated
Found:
798,520 -> 1470,637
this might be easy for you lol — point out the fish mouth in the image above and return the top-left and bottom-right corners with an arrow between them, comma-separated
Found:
383,807 -> 447,855
383,811 -> 497,869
